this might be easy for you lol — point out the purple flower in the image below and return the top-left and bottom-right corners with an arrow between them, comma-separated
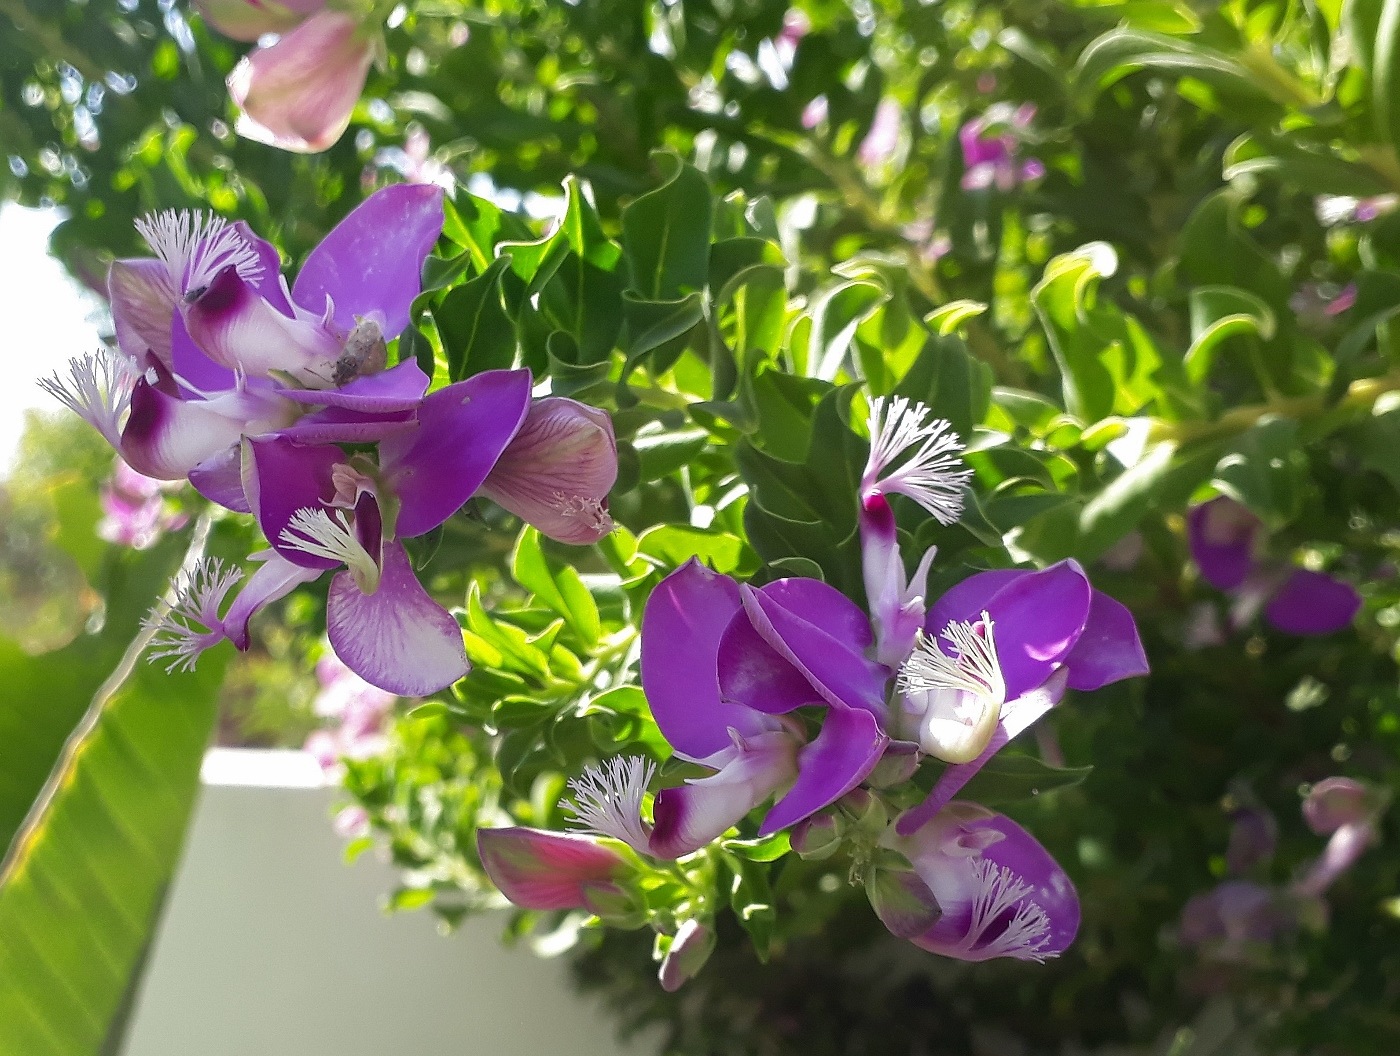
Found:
881,802 -> 1080,962
857,99 -> 903,169
98,460 -> 188,549
1225,803 -> 1278,877
1293,777 -> 1386,898
1187,497 -> 1360,636
1315,194 -> 1399,226
1179,880 -> 1293,957
228,11 -> 377,154
476,827 -> 632,911
44,185 -> 446,484
304,649 -> 398,772
959,103 -> 1043,192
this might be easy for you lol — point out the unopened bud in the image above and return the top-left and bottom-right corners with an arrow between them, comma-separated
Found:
658,919 -> 716,992
790,813 -> 843,860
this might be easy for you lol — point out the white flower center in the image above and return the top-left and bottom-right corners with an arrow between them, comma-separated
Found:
897,613 -> 1006,763
39,349 -> 143,451
965,858 -> 1053,961
280,507 -> 381,595
143,557 -> 244,673
134,209 -> 265,297
564,755 -> 655,856
863,395 -> 972,525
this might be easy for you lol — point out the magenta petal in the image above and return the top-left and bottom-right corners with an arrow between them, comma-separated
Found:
641,560 -> 774,760
478,397 -> 618,545
740,584 -> 888,716
222,551 -> 323,649
185,265 -> 340,378
189,444 -> 250,512
231,220 -> 293,315
477,827 -> 627,911
276,359 -> 430,412
379,369 -> 532,538
1188,498 -> 1261,592
275,406 -> 418,444
108,258 -> 176,364
170,310 -> 238,392
292,184 -> 445,339
1265,569 -> 1361,636
120,379 -> 284,480
896,669 -> 1068,837
243,435 -> 341,569
760,706 -> 887,835
925,568 -> 1026,637
326,542 -> 468,695
933,562 -> 1091,700
905,806 -> 1079,961
717,609 -> 823,715
1063,590 -> 1148,691
758,577 -> 875,650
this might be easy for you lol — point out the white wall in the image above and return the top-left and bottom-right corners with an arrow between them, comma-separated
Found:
121,751 -> 656,1056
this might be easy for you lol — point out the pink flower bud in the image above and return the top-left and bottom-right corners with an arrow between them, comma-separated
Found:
658,919 -> 716,992
1303,777 -> 1378,835
476,827 -> 629,911
228,11 -> 376,154
479,397 -> 618,545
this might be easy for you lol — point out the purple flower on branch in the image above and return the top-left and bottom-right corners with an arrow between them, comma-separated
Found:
959,103 -> 1044,192
1187,497 -> 1360,636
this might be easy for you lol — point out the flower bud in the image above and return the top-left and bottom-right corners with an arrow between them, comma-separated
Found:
476,827 -> 628,911
1303,777 -> 1380,835
790,813 -> 842,860
228,11 -> 376,154
479,397 -> 618,545
658,919 -> 716,992
866,856 -> 942,940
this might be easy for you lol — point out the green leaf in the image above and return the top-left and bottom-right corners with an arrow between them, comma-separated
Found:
957,753 -> 1092,806
637,524 -> 760,577
441,195 -> 534,273
620,291 -> 705,359
1370,0 -> 1400,148
0,626 -> 227,1055
807,279 -> 889,381
1078,440 -> 1219,559
434,257 -> 517,381
1213,417 -> 1309,527
510,528 -> 601,649
1073,28 -> 1289,108
925,300 -> 989,336
621,154 -> 713,300
1185,285 -> 1276,385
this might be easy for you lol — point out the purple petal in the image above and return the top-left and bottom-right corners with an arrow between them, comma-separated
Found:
760,706 -> 887,835
274,405 -> 418,444
379,369 -> 532,538
1188,497 -> 1261,592
478,397 -> 619,545
242,435 -> 342,569
231,220 -> 294,315
739,582 -> 888,716
170,310 -> 238,392
929,562 -> 1091,700
476,827 -> 627,911
275,358 -> 429,412
189,444 -> 250,512
185,265 -> 340,378
896,669 -> 1068,837
758,577 -> 875,650
108,258 -> 176,364
904,806 -> 1079,961
649,730 -> 797,859
717,611 -> 824,716
1063,590 -> 1148,691
925,568 -> 1026,637
658,919 -> 715,993
1264,569 -> 1360,636
1302,777 -> 1374,836
326,541 -> 468,695
641,560 -> 774,760
222,551 -> 323,649
292,184 -> 445,338
120,374 -> 292,481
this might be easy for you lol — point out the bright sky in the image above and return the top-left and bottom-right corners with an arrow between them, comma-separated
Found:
0,202 -> 105,474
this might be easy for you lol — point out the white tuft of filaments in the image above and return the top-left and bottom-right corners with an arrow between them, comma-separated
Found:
134,209 -> 264,296
863,396 -> 972,525
965,858 -> 1053,961
897,612 -> 1004,702
38,348 -> 141,449
564,755 -> 656,855
143,558 -> 244,673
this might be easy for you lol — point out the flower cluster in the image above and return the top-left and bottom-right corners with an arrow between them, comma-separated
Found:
479,397 -> 1147,988
45,185 -> 618,694
959,103 -> 1044,192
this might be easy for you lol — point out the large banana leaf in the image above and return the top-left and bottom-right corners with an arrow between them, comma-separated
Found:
0,526 -> 229,1055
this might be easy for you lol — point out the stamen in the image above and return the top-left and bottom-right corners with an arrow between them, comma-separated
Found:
143,558 -> 243,673
279,507 -> 380,594
965,858 -> 1053,961
564,755 -> 656,855
38,349 -> 140,449
862,396 -> 972,525
897,612 -> 1004,701
134,209 -> 264,297
554,494 -> 615,534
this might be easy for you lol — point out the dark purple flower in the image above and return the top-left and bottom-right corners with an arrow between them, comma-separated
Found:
1187,497 -> 1360,637
959,103 -> 1042,192
884,802 -> 1080,961
1179,880 -> 1293,956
